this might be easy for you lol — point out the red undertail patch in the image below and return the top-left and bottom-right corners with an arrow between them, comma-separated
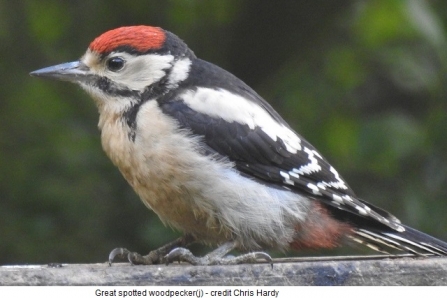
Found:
290,202 -> 353,250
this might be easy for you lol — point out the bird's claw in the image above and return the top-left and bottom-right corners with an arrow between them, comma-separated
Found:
108,247 -> 162,265
108,247 -> 131,265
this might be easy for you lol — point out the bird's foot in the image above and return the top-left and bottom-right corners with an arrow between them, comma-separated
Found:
165,241 -> 273,267
108,247 -> 164,265
108,235 -> 195,266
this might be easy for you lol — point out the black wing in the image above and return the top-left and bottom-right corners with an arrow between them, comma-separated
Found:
158,58 -> 404,232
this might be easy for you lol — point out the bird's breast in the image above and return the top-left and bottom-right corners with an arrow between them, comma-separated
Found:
96,100 -> 313,249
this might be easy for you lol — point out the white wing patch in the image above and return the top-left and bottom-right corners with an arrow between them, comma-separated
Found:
280,147 -> 350,197
307,183 -> 321,195
327,166 -> 349,189
292,147 -> 322,175
280,171 -> 294,185
181,87 -> 302,153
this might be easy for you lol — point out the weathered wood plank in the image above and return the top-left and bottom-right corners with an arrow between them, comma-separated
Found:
1,256 -> 447,286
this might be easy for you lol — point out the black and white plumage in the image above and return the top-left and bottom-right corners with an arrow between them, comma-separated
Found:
159,59 -> 403,230
30,26 -> 447,265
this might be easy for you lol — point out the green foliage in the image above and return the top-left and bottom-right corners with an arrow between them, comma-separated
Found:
1,0 -> 447,264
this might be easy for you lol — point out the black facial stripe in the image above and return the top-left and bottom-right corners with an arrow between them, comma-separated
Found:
122,64 -> 176,142
123,101 -> 142,142
91,76 -> 140,142
93,76 -> 139,98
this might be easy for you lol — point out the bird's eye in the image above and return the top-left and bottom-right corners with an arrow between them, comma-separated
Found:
106,57 -> 125,72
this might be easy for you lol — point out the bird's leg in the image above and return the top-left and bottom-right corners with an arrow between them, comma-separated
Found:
109,234 -> 195,265
165,241 -> 273,266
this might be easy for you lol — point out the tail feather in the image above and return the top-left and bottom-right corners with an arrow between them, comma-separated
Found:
324,200 -> 447,256
352,225 -> 447,256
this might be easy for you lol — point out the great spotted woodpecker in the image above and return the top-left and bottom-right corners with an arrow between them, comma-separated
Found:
30,26 -> 447,265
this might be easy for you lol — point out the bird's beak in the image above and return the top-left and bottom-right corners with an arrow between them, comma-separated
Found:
30,61 -> 91,83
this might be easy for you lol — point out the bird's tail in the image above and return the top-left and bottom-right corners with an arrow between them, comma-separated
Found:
349,224 -> 447,256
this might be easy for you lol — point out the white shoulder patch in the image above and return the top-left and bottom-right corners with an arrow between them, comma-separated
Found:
181,87 -> 302,153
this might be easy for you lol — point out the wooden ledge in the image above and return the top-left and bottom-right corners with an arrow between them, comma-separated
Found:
1,255 -> 447,286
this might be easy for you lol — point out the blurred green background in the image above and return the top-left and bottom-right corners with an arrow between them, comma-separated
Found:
1,0 -> 447,264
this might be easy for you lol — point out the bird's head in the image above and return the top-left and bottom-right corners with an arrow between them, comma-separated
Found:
30,26 -> 195,110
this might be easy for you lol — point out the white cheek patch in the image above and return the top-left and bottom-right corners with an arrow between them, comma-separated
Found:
83,52 -> 175,92
181,87 -> 302,153
108,53 -> 174,92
